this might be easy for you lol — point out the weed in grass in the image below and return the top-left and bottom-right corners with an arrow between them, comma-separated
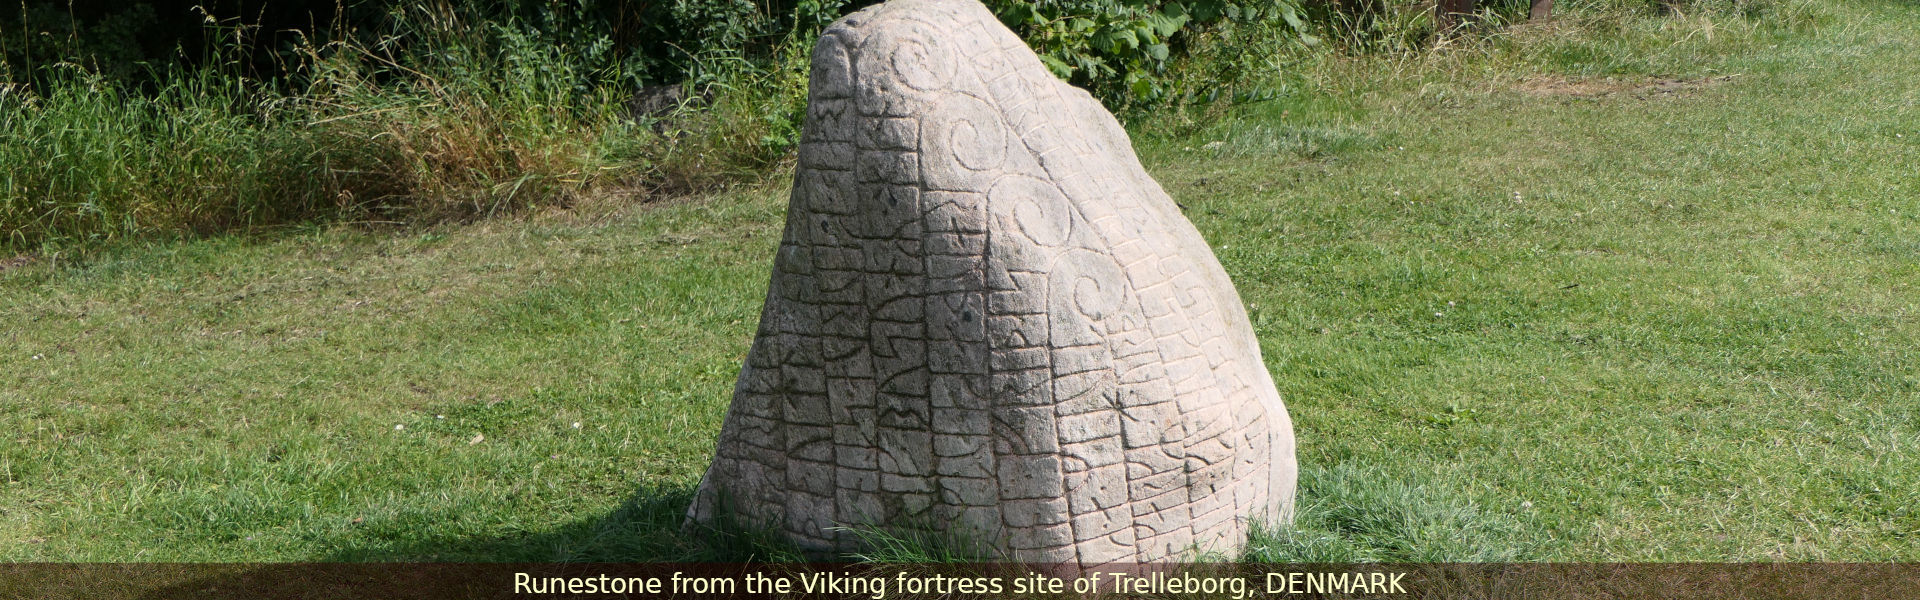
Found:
833,524 -> 1005,564
1247,464 -> 1527,563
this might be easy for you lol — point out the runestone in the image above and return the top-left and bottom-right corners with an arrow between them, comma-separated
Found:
686,0 -> 1297,565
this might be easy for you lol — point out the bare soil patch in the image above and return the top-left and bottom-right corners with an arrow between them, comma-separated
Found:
1518,74 -> 1739,98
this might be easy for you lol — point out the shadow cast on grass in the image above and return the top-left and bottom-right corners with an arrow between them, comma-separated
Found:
128,477 -> 1035,598
131,462 -> 1528,597
292,462 -> 1528,564
129,484 -> 810,599
318,484 -> 804,563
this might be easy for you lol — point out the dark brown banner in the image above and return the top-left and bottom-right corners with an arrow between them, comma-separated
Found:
3,562 -> 1917,600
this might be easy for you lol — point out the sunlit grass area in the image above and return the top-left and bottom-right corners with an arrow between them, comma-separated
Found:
3,0 -> 1915,562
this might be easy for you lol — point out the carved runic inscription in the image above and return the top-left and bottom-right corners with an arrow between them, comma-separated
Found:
685,0 -> 1296,565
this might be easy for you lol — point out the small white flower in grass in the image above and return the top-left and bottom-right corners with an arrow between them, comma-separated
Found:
1521,500 -> 1533,509
1448,301 -> 1456,306
572,422 -> 582,429
436,415 -> 445,420
1435,312 -> 1444,317
395,424 -> 405,431
31,354 -> 42,360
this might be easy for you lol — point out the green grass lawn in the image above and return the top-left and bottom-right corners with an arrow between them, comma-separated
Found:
4,1 -> 1917,562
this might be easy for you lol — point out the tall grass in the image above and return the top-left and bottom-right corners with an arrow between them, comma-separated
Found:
0,67 -> 381,248
0,1 -> 806,253
0,0 -> 1822,254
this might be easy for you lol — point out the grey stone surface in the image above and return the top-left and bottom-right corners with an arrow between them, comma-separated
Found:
685,0 -> 1295,564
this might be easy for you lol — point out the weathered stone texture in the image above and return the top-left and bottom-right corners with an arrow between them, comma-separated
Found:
686,0 -> 1296,564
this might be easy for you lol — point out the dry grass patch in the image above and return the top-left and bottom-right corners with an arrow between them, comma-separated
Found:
1517,74 -> 1740,98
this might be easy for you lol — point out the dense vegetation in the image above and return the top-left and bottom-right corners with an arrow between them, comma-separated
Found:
1,0 -> 1810,251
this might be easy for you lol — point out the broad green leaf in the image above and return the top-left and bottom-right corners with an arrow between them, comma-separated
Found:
1037,54 -> 1073,77
1134,22 -> 1158,45
1091,31 -> 1117,52
1281,4 -> 1306,32
1129,74 -> 1154,98
1148,12 -> 1188,37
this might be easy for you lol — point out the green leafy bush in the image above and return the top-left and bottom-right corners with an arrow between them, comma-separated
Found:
985,0 -> 1313,106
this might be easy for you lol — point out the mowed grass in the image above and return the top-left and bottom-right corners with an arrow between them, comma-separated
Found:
4,1 -> 1917,562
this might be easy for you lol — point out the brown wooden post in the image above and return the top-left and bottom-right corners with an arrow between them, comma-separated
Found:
1531,0 -> 1553,21
1435,0 -> 1475,39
